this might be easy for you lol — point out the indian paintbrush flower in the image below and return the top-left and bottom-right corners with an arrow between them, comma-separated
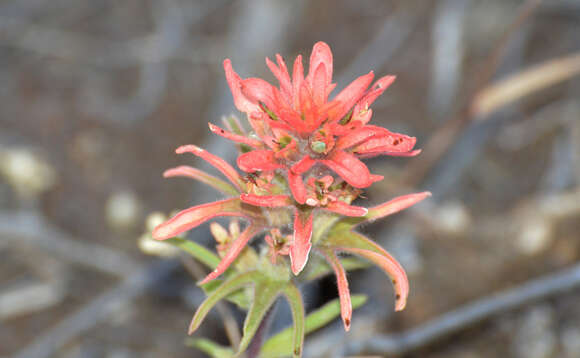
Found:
152,41 -> 430,336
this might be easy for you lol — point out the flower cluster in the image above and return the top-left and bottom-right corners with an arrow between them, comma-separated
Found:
153,42 -> 429,332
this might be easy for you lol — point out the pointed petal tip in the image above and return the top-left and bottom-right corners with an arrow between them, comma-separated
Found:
199,270 -> 217,285
343,317 -> 351,331
289,243 -> 312,275
290,247 -> 311,275
395,299 -> 407,312
176,144 -> 202,154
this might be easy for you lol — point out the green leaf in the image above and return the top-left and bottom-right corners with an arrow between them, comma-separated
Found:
165,237 -> 221,269
200,278 -> 251,310
260,295 -> 368,358
311,211 -> 340,245
281,284 -> 305,358
236,280 -> 285,355
185,338 -> 234,358
189,271 -> 260,335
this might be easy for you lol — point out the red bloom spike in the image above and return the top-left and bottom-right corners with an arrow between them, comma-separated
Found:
322,249 -> 352,331
289,209 -> 314,275
321,150 -> 373,188
176,145 -> 245,192
200,225 -> 263,284
240,193 -> 292,207
208,123 -> 262,148
237,150 -> 284,172
324,201 -> 368,217
152,198 -> 248,240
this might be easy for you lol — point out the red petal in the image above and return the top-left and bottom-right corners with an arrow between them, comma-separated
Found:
288,171 -> 307,204
176,145 -> 244,192
223,59 -> 259,114
299,83 -> 316,127
163,166 -> 239,196
237,150 -> 283,172
350,129 -> 418,156
200,225 -> 262,284
310,63 -> 328,106
292,55 -> 304,109
266,54 -> 292,99
307,41 -> 333,90
358,148 -> 422,159
345,247 -> 408,311
324,201 -> 368,217
335,125 -> 390,150
241,78 -> 279,113
208,123 -> 262,148
365,192 -> 431,223
356,75 -> 396,109
240,194 -> 292,207
291,155 -> 315,174
289,209 -> 314,274
322,249 -> 352,331
152,198 -> 246,240
321,151 -> 372,188
328,72 -> 374,122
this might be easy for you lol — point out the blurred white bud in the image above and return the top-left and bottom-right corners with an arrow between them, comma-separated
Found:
516,217 -> 552,256
138,212 -> 179,257
0,147 -> 56,198
433,201 -> 470,235
105,190 -> 141,231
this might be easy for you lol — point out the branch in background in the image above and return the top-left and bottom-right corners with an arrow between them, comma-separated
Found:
0,211 -> 140,277
342,262 -> 580,355
11,259 -> 179,358
472,51 -> 580,117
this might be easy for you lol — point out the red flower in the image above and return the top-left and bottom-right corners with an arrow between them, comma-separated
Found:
153,42 -> 428,283
222,42 -> 420,203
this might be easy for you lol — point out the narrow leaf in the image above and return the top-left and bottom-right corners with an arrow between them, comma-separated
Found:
165,237 -> 220,269
185,338 -> 234,358
237,281 -> 284,354
189,271 -> 259,335
282,284 -> 305,358
260,295 -> 368,358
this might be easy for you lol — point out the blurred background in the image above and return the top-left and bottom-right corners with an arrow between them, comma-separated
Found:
1,0 -> 580,357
